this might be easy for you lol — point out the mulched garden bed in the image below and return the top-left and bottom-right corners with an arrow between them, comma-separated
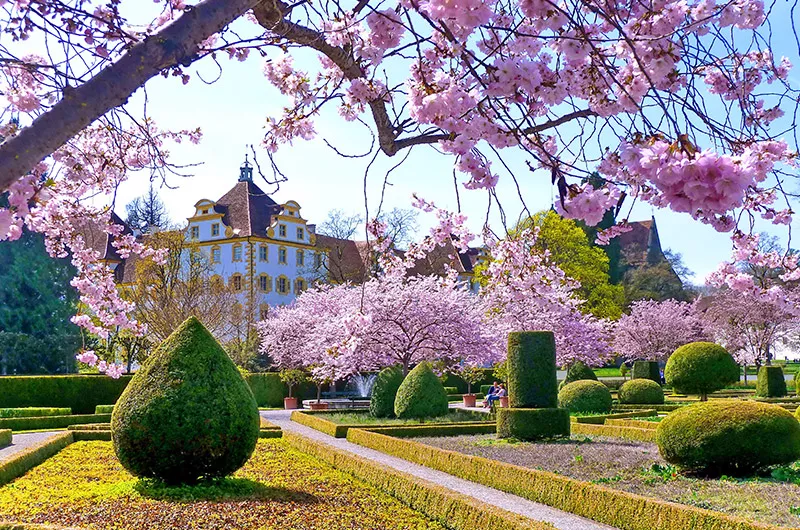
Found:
415,434 -> 800,527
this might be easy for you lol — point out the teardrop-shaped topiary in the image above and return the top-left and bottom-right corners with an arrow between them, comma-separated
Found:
370,365 -> 404,418
111,317 -> 260,485
394,362 -> 449,419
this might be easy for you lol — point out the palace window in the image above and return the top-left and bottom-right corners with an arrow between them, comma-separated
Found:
232,245 -> 242,262
314,253 -> 322,269
278,247 -> 287,264
279,224 -> 287,238
258,274 -> 271,293
259,245 -> 268,262
211,247 -> 221,263
190,226 -> 199,239
202,209 -> 209,215
296,250 -> 305,267
277,276 -> 289,295
231,274 -> 243,292
294,277 -> 307,293
296,227 -> 304,240
211,223 -> 220,237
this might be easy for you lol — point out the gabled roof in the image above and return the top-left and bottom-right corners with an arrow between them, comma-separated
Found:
315,234 -> 372,283
77,211 -> 131,262
214,180 -> 281,238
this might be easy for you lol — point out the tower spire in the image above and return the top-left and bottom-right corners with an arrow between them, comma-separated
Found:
238,153 -> 253,182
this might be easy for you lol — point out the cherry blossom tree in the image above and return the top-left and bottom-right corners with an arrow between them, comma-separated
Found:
0,0 -> 799,367
613,299 -> 709,362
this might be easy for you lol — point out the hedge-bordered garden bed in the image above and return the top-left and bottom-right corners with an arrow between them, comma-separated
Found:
291,410 -> 494,438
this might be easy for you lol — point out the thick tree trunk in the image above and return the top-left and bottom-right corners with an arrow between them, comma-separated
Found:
0,0 -> 263,191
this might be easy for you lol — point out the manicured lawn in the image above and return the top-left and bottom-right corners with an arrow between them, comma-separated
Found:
592,368 -> 622,377
0,439 -> 446,530
317,409 -> 490,425
415,434 -> 800,527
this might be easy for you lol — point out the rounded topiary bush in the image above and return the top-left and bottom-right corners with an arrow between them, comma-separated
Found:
664,342 -> 740,401
618,379 -> 665,405
370,366 -> 404,418
112,317 -> 260,485
394,362 -> 449,419
559,361 -> 597,390
756,366 -> 787,398
557,380 -> 613,414
656,400 -> 800,475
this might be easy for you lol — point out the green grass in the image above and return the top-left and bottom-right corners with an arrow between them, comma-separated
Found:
593,368 -> 622,377
0,439 -> 446,529
316,409 -> 490,425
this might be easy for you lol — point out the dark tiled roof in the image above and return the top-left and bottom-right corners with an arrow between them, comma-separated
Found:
215,180 -> 281,238
77,211 -> 131,262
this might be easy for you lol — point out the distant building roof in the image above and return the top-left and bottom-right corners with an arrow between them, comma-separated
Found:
214,180 -> 281,239
76,211 -> 131,263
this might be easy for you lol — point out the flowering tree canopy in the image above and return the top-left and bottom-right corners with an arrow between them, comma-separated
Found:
0,0 -> 799,360
258,274 -> 498,377
613,299 -> 709,361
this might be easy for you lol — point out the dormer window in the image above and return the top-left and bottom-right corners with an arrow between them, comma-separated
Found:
202,209 -> 209,215
279,224 -> 287,238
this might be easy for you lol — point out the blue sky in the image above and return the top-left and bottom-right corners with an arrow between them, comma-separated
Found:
104,5 -> 800,285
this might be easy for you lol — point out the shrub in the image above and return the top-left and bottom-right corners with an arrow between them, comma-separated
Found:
565,362 -> 597,383
618,379 -> 665,405
557,380 -> 612,414
0,429 -> 10,448
631,361 -> 661,383
443,386 -> 459,395
95,405 -> 114,414
656,400 -> 800,475
112,316 -> 260,485
664,342 -> 740,401
0,375 -> 132,414
0,407 -> 71,418
394,362 -> 449,419
0,413 -> 109,431
370,366 -> 405,418
756,366 -> 787,398
496,408 -> 570,440
245,372 -> 286,406
507,331 -> 558,408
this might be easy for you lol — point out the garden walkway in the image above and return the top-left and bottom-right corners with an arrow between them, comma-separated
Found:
0,431 -> 61,462
262,409 -> 617,530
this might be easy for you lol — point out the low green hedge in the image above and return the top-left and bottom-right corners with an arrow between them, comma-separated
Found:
347,429 -> 777,530
364,424 -> 497,438
0,407 -> 72,418
0,429 -> 10,448
285,431 -> 552,530
291,411 -> 495,439
443,386 -> 459,395
291,410 -> 342,437
72,430 -> 112,442
570,422 -> 656,442
605,419 -> 660,430
67,423 -> 111,431
94,405 -> 114,414
258,429 -> 283,439
0,413 -> 110,432
0,432 -> 72,485
572,410 -> 657,424
615,404 -> 687,412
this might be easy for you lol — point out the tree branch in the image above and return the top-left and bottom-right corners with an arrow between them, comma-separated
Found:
0,0 -> 264,192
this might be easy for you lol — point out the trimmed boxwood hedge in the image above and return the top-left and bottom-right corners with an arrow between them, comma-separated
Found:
557,380 -> 612,413
0,429 -> 9,448
371,366 -> 405,418
0,375 -> 132,414
631,361 -> 661,382
394,362 -> 449,419
95,405 -> 114,414
0,413 -> 110,431
570,422 -> 656,442
285,432 -> 553,530
618,379 -> 665,405
347,429 -> 778,530
496,408 -> 570,440
443,386 -> 459,395
507,331 -> 558,408
664,342 -> 739,400
0,407 -> 72,418
0,431 -> 72,486
657,400 -> 800,475
756,366 -> 787,398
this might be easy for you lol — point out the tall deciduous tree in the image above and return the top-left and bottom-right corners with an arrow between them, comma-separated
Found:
613,299 -> 709,362
0,227 -> 80,374
125,184 -> 170,234
517,210 -> 624,319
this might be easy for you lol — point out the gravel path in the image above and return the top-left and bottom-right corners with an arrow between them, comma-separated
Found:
0,431 -> 63,462
263,409 -> 617,530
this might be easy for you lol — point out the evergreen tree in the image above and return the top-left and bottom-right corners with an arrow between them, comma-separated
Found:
0,227 -> 81,374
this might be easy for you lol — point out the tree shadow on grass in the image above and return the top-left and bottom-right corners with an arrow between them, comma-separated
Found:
133,477 -> 319,504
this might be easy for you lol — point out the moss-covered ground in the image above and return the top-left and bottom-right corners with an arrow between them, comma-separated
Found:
417,434 -> 800,527
0,439 -> 445,530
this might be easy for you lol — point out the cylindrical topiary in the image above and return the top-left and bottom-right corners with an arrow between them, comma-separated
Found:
756,366 -> 787,398
507,331 -> 558,408
370,366 -> 404,418
496,408 -> 570,440
618,379 -> 665,405
394,362 -> 449,419
664,342 -> 740,401
112,317 -> 260,485
631,360 -> 661,383
557,380 -> 613,413
656,400 -> 800,475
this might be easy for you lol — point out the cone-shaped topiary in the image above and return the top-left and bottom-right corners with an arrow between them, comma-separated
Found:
112,317 -> 260,485
394,362 -> 449,419
756,366 -> 787,398
657,401 -> 800,475
558,380 -> 613,413
370,365 -> 404,418
618,379 -> 665,405
664,342 -> 739,401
